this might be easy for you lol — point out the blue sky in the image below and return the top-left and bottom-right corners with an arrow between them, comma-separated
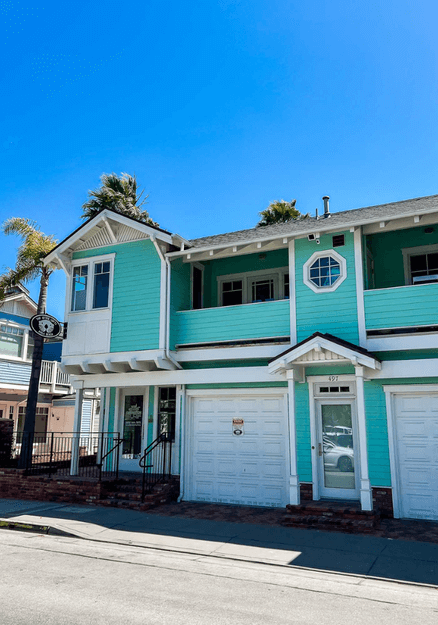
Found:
1,0 -> 438,320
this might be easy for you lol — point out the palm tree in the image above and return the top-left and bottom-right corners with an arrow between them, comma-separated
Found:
257,199 -> 309,227
81,172 -> 159,226
0,219 -> 57,468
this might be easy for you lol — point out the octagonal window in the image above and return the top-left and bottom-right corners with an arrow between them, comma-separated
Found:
303,250 -> 347,293
309,256 -> 341,288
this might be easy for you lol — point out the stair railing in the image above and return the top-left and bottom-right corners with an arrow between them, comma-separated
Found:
139,432 -> 173,502
99,434 -> 123,481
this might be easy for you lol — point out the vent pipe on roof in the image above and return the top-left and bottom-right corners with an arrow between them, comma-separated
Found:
322,196 -> 330,218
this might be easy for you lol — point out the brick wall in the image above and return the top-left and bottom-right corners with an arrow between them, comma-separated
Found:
372,487 -> 394,518
0,468 -> 104,505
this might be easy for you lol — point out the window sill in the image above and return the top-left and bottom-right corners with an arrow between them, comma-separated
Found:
68,308 -> 111,315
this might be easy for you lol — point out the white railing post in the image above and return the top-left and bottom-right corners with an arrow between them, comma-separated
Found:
50,362 -> 57,393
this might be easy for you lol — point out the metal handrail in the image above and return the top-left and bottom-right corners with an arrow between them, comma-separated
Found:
99,434 -> 123,481
139,432 -> 173,501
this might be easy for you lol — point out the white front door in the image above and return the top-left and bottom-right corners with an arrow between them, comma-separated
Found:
393,393 -> 438,520
118,389 -> 147,472
316,399 -> 360,500
187,392 -> 289,507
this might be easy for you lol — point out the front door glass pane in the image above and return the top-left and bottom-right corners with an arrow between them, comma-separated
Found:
321,404 -> 355,489
123,395 -> 143,456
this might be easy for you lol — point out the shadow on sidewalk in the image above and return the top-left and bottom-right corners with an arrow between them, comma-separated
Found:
1,498 -> 438,586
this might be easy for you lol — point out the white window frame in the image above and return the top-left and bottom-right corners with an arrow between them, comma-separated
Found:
191,262 -> 204,310
69,254 -> 115,314
402,244 -> 438,286
217,266 -> 289,307
0,319 -> 30,363
303,249 -> 347,294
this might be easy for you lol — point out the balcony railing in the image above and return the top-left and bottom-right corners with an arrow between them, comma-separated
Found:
171,299 -> 290,348
39,360 -> 71,392
364,282 -> 438,330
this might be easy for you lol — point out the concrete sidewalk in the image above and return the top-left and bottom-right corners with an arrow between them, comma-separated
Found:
1,498 -> 438,587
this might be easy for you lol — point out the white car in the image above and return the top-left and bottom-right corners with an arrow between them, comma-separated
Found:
323,437 -> 354,473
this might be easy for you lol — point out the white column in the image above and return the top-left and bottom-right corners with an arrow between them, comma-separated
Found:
288,240 -> 297,345
353,227 -> 367,348
355,366 -> 373,510
50,362 -> 57,393
70,385 -> 84,476
286,369 -> 300,505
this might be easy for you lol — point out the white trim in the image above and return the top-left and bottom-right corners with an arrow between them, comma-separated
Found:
303,249 -> 347,294
354,227 -> 367,347
367,334 -> 438,352
402,243 -> 438,285
69,366 -> 287,389
217,266 -> 289,306
174,344 -> 288,362
355,366 -> 372,510
269,334 -> 379,373
185,386 -> 286,397
382,384 -> 438,393
44,209 -> 172,265
288,240 -> 297,344
384,389 -> 400,518
307,374 -> 357,383
286,370 -> 300,504
308,380 -> 319,501
69,253 -> 115,313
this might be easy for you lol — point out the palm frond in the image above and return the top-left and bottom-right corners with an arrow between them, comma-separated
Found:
81,172 -> 156,225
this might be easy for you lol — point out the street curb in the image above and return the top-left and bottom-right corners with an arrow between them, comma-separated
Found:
2,518 -> 438,590
0,520 -> 50,534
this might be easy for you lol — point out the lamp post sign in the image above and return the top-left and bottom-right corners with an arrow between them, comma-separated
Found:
30,313 -> 63,339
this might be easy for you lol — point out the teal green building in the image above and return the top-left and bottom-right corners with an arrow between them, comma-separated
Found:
45,195 -> 438,521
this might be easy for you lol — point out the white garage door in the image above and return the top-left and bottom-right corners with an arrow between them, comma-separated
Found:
394,393 -> 438,520
187,393 -> 289,508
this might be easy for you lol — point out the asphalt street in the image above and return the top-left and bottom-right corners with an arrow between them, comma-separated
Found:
0,530 -> 437,625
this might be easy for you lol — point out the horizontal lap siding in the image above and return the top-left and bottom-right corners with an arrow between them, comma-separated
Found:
295,232 -> 359,344
364,382 -> 391,487
364,283 -> 438,329
0,360 -> 31,385
295,383 -> 312,482
111,240 -> 161,351
174,299 -> 290,345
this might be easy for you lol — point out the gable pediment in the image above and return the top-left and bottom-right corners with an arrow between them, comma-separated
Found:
269,332 -> 381,374
75,222 -> 150,251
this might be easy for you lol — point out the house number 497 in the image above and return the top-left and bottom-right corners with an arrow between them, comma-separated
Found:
328,375 -> 339,382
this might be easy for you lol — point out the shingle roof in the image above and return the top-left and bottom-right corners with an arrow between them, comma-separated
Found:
187,194 -> 438,249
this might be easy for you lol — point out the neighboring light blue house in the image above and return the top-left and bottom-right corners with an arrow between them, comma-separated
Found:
0,284 -> 98,438
44,195 -> 438,521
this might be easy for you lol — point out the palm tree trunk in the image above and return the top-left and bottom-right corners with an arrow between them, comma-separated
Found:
18,271 -> 49,469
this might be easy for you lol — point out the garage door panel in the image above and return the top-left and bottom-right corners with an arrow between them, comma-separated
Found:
189,394 -> 288,507
394,393 -> 438,520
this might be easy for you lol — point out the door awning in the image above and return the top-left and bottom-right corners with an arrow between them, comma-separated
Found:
268,332 -> 381,374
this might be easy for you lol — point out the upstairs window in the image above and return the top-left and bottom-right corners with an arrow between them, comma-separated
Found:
303,250 -> 347,293
409,251 -> 438,284
93,262 -> 111,308
0,323 -> 24,358
70,255 -> 114,312
250,276 -> 276,302
309,256 -> 341,288
72,265 -> 88,311
222,280 -> 243,306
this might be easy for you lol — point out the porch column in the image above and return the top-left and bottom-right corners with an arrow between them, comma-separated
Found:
70,385 -> 84,476
355,366 -> 373,510
286,369 -> 300,505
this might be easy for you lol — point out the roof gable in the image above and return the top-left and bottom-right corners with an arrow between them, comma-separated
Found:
269,332 -> 381,373
45,209 -> 176,267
